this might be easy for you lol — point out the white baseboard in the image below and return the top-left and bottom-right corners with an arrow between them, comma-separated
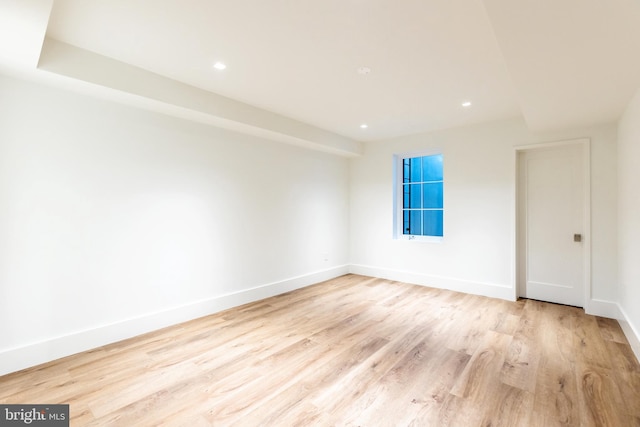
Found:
0,265 -> 349,377
585,298 -> 622,319
348,264 -> 514,301
4,264 -> 636,377
617,304 -> 640,363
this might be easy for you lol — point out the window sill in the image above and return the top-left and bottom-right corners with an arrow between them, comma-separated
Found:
397,235 -> 443,243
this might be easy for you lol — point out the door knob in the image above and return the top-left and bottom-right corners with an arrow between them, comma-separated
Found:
574,234 -> 582,242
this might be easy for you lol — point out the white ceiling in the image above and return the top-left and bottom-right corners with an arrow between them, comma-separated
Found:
3,0 -> 640,148
484,0 -> 640,132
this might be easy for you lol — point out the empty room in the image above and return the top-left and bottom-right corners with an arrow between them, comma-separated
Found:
1,0 -> 639,425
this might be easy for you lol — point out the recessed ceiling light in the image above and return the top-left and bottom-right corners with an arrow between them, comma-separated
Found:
213,61 -> 227,70
462,101 -> 472,107
360,124 -> 368,129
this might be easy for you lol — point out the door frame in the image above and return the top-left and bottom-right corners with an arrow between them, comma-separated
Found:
514,138 -> 591,308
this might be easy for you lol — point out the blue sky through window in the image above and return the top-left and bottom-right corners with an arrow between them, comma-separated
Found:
402,154 -> 443,237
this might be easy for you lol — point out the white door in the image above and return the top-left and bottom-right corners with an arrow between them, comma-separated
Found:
517,142 -> 588,307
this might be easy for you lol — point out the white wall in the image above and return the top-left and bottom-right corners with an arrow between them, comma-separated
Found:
617,87 -> 640,355
0,70 -> 626,376
349,118 -> 618,309
0,74 -> 350,375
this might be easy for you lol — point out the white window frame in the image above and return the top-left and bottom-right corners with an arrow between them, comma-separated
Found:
393,150 -> 444,243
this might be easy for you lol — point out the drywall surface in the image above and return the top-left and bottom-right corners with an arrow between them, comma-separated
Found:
617,87 -> 640,348
350,118 -> 618,306
0,74 -> 349,374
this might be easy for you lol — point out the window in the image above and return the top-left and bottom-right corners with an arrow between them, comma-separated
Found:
394,152 -> 443,240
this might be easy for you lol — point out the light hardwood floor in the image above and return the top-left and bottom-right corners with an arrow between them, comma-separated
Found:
1,274 -> 639,426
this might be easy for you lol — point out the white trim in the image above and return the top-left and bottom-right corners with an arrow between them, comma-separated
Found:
392,150 -> 444,240
582,140 -> 592,310
585,299 -> 622,319
515,139 -> 591,151
2,264 -> 632,377
515,149 -> 525,301
349,264 -> 514,301
617,303 -> 640,363
514,138 -> 591,308
510,149 -> 518,301
0,265 -> 349,376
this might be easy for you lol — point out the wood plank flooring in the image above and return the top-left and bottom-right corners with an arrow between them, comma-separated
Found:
1,274 -> 639,426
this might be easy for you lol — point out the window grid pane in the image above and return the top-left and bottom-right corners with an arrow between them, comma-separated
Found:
410,157 -> 422,183
423,210 -> 443,237
422,154 -> 443,181
422,182 -> 443,209
400,153 -> 443,237
403,159 -> 411,183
